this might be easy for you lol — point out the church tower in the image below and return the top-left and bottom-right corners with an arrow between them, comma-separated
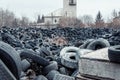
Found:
63,0 -> 77,18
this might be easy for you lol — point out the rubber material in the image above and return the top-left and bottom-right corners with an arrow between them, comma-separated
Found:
59,67 -> 68,75
20,49 -> 50,66
80,39 -> 94,49
60,46 -> 81,58
46,56 -> 54,61
39,47 -> 52,57
87,38 -> 110,50
71,69 -> 79,77
60,47 -> 81,69
21,59 -> 30,71
108,45 -> 120,63
43,61 -> 58,75
46,70 -> 59,80
61,52 -> 78,69
0,59 -> 17,80
0,41 -> 22,80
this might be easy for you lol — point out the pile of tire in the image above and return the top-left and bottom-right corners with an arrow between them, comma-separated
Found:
0,41 -> 78,80
0,27 -> 118,50
1,39 -> 110,80
0,26 -> 117,80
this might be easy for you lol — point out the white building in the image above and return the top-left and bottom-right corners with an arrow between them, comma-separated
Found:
63,0 -> 77,17
37,0 -> 77,26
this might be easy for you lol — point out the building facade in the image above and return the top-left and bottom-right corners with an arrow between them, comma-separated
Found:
37,0 -> 77,26
63,0 -> 77,17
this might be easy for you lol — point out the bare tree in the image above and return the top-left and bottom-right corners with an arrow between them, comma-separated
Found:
20,16 -> 29,27
107,16 -> 120,28
0,9 -> 4,27
81,15 -> 93,27
0,8 -> 32,28
0,9 -> 15,27
4,10 -> 15,27
12,18 -> 20,27
112,9 -> 118,18
107,10 -> 120,28
58,17 -> 85,28
95,11 -> 105,28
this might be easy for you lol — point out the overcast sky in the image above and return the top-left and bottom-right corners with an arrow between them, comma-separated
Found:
0,0 -> 120,21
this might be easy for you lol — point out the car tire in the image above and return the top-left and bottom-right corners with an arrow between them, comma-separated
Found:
61,52 -> 78,69
46,70 -> 59,80
43,61 -> 58,75
0,59 -> 17,80
87,38 -> 110,50
0,41 -> 22,80
60,46 -> 80,58
20,49 -> 49,67
21,59 -> 30,71
80,39 -> 94,49
59,67 -> 68,75
37,47 -> 52,58
108,45 -> 120,63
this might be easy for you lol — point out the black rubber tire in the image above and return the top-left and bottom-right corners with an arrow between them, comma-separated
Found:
87,38 -> 110,50
0,59 -> 17,80
74,41 -> 83,47
59,67 -> 68,75
46,70 -> 59,80
55,57 -> 62,65
61,52 -> 78,69
46,56 -> 54,61
39,47 -> 52,58
20,49 -> 50,67
34,75 -> 48,80
80,39 -> 94,49
1,33 -> 16,43
1,33 -> 22,47
21,59 -> 30,71
43,61 -> 58,75
108,45 -> 120,63
71,69 -> 79,77
20,71 -> 26,78
60,47 -> 80,58
0,41 -> 22,80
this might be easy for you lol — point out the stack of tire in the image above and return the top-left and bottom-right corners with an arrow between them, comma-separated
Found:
0,27 -> 117,50
0,41 -> 77,80
108,45 -> 120,63
0,26 -> 117,80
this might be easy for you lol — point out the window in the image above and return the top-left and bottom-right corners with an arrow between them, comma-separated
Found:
55,19 -> 57,23
69,0 -> 76,5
